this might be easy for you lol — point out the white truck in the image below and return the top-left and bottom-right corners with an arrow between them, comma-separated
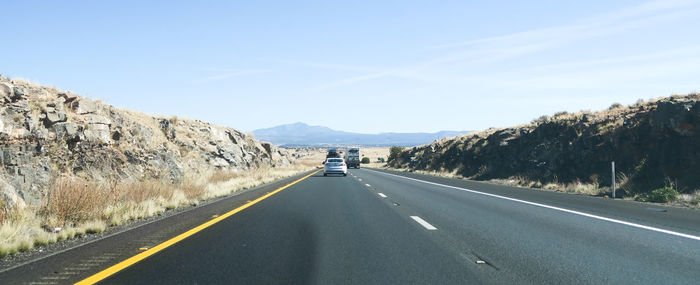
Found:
344,148 -> 361,169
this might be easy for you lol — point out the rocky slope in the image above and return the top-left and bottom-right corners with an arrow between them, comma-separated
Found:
0,75 -> 292,208
389,94 -> 700,196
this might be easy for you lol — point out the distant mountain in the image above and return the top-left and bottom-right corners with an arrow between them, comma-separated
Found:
252,122 -> 469,146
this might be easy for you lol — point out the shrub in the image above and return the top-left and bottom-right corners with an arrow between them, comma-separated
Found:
645,187 -> 679,203
40,177 -> 106,225
608,102 -> 623,110
361,157 -> 370,164
532,115 -> 550,124
388,146 -> 403,162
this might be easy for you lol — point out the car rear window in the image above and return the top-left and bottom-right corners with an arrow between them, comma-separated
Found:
327,159 -> 343,162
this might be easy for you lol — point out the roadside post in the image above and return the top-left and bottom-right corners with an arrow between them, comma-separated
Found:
611,161 -> 616,198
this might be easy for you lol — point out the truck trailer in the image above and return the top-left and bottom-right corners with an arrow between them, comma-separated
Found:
345,148 -> 360,169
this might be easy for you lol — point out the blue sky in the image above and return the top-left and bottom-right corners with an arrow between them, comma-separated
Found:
2,0 -> 699,133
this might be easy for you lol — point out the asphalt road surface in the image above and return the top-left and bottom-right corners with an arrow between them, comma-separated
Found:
3,168 -> 700,284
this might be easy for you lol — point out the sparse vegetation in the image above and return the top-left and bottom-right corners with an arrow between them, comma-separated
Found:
0,162 -> 315,258
553,111 -> 568,117
40,177 -> 106,226
388,93 -> 700,210
641,187 -> 679,203
390,162 -> 699,208
0,76 -> 315,258
361,157 -> 370,164
388,146 -> 403,162
608,102 -> 623,109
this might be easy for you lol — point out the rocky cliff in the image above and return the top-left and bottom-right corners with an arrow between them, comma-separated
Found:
0,76 -> 292,208
389,94 -> 700,195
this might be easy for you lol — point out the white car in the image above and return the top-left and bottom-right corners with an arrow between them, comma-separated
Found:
324,158 -> 347,176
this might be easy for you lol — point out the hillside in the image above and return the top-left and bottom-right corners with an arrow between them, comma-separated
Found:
0,75 -> 309,258
0,76 -> 296,209
388,94 -> 700,200
253,122 -> 468,146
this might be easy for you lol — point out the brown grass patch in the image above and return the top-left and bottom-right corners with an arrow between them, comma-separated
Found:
1,160 -> 316,258
208,170 -> 244,184
40,177 -> 107,226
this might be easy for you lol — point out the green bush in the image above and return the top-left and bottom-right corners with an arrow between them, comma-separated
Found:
608,102 -> 623,110
388,146 -> 403,162
645,187 -> 679,203
361,157 -> 370,164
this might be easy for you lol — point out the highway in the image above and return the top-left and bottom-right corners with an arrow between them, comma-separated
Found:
2,168 -> 700,284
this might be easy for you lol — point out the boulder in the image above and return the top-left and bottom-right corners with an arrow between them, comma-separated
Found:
52,122 -> 79,140
9,85 -> 25,101
225,130 -> 239,144
83,114 -> 111,125
159,119 -> 176,140
57,92 -> 78,103
261,142 -> 272,154
0,180 -> 26,209
71,99 -> 98,114
0,82 -> 13,98
84,123 -> 111,142
44,110 -> 68,125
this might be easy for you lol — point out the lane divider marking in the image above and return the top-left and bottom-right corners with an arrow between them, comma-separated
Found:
366,169 -> 700,242
378,193 -> 388,198
365,183 -> 371,187
75,170 -> 321,285
411,216 -> 438,230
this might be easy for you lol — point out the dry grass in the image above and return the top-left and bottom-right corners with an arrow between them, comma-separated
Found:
209,170 -> 244,184
0,161 -> 315,258
488,176 -> 604,196
359,147 -> 390,168
40,177 -> 107,226
390,167 -> 608,196
676,191 -> 700,207
202,164 -> 313,200
391,167 -> 700,208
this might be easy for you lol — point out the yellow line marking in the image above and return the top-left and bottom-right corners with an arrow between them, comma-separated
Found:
75,170 -> 320,285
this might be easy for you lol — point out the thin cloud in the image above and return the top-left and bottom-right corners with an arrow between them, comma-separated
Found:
303,0 -> 700,92
429,0 -> 700,50
503,56 -> 700,90
190,69 -> 271,84
276,59 -> 379,73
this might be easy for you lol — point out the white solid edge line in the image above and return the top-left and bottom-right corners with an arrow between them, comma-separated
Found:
411,216 -> 438,230
366,169 -> 700,242
378,193 -> 388,198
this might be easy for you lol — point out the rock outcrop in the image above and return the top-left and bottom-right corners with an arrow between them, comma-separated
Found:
0,75 -> 292,206
389,94 -> 700,195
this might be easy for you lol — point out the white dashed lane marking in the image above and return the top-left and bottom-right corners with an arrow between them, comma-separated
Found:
368,169 -> 700,241
378,193 -> 388,198
410,216 -> 438,230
